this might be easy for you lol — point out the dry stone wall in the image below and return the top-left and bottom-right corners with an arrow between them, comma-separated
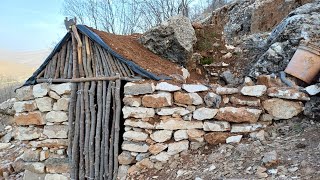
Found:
119,78 -> 309,178
13,83 -> 71,180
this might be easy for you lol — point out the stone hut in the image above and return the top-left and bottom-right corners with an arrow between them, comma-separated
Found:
13,24 -> 309,180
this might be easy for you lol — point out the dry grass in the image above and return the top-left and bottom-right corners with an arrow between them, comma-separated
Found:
0,76 -> 21,103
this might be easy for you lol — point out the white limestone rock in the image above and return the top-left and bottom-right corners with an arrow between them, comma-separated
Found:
193,107 -> 218,120
156,82 -> 181,92
241,85 -> 267,97
182,84 -> 208,93
203,121 -> 230,131
122,106 -> 155,119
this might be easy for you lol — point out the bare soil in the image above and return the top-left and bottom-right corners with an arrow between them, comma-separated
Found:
91,28 -> 183,79
129,117 -> 320,180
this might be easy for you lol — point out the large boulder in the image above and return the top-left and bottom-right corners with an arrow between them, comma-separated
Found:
140,15 -> 197,65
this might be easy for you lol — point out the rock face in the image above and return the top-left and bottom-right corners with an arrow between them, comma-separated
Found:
262,98 -> 303,120
249,2 -> 320,76
140,15 -> 197,65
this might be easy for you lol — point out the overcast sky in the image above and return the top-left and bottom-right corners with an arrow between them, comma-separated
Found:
0,0 -> 66,51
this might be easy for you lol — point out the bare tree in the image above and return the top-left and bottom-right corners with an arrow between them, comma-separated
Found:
62,0 -> 213,34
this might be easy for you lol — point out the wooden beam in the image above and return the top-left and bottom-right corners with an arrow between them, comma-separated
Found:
36,76 -> 141,83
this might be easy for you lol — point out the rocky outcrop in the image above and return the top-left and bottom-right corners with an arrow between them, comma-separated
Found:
249,2 -> 320,77
140,15 -> 197,65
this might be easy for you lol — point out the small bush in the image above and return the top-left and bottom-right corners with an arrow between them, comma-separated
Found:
200,57 -> 214,65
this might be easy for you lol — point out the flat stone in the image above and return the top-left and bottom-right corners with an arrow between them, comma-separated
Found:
182,84 -> 208,93
123,96 -> 141,107
156,107 -> 190,116
150,130 -> 172,143
174,130 -> 188,141
0,143 -> 11,150
43,125 -> 68,139
262,98 -> 303,120
14,100 -> 37,113
259,114 -> 273,121
52,97 -> 69,111
123,131 -> 148,141
35,97 -> 53,112
22,149 -> 40,162
262,151 -> 278,167
33,83 -> 49,98
48,91 -> 61,100
117,165 -> 129,180
150,152 -> 170,162
30,139 -> 68,148
267,87 -> 310,101
190,93 -> 203,105
16,86 -> 33,101
230,96 -> 260,107
50,83 -> 72,95
46,111 -> 68,123
44,174 -> 68,180
226,135 -> 243,143
15,127 -> 42,141
174,92 -> 192,105
215,107 -> 262,123
305,84 -> 320,95
45,158 -> 69,173
155,118 -> 203,130
231,123 -> 264,133
23,170 -> 45,180
122,141 -> 149,152
216,87 -> 239,95
167,140 -> 189,155
187,129 -> 205,142
142,92 -> 172,108
122,106 -> 155,119
193,107 -> 218,120
204,92 -> 221,108
156,82 -> 181,92
118,151 -> 135,165
203,121 -> 230,131
124,82 -> 155,95
24,162 -> 45,174
124,119 -> 155,129
241,85 -> 267,97
204,132 -> 231,145
148,143 -> 168,155
15,111 -> 45,125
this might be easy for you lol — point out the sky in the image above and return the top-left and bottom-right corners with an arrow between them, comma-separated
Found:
0,0 -> 66,52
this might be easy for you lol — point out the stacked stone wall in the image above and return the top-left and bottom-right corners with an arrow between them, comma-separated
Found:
119,77 -> 309,177
13,83 -> 71,180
